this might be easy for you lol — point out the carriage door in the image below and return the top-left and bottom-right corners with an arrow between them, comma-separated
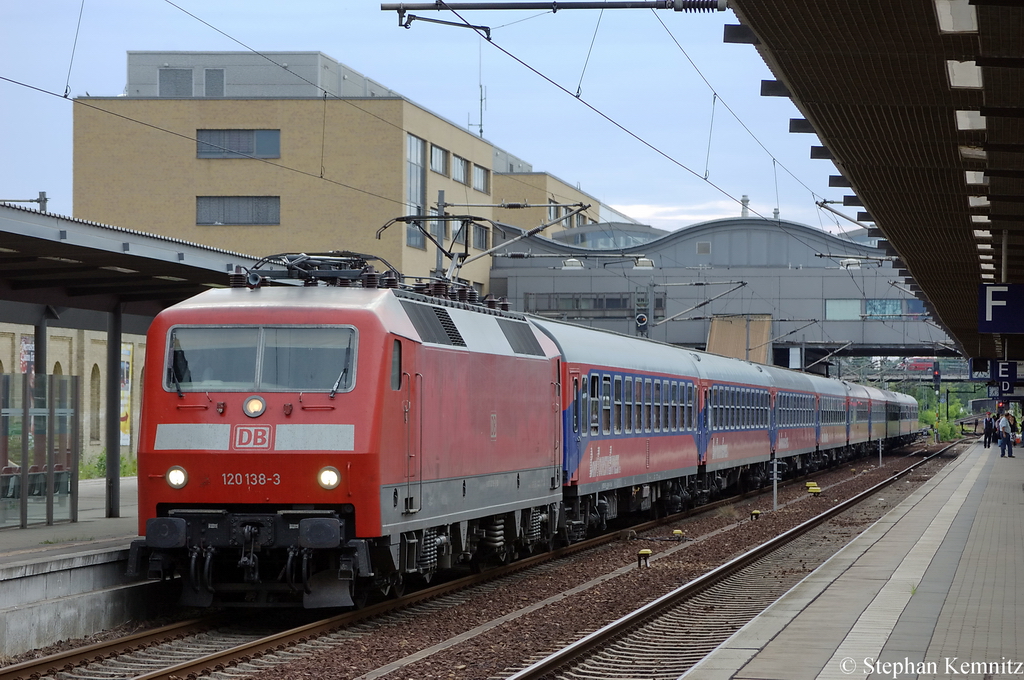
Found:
550,361 -> 563,489
566,369 -> 582,484
398,340 -> 422,514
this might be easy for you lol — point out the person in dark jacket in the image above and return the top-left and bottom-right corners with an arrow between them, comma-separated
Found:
984,412 -> 995,448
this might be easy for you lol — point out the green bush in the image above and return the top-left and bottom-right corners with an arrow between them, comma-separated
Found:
935,420 -> 960,441
79,451 -> 137,479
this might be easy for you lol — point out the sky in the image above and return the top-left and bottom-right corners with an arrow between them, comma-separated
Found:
0,0 -> 854,235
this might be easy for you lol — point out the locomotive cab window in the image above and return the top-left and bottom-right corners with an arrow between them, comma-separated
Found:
166,325 -> 357,393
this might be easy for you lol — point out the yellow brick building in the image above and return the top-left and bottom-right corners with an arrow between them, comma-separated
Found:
73,52 -> 611,293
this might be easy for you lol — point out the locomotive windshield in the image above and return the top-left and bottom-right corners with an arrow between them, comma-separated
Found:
166,326 -> 356,393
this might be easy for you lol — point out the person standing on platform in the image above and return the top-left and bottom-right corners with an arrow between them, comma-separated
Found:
998,412 -> 1014,457
984,412 -> 995,448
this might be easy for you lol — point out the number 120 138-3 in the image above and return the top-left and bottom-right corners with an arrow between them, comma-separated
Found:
222,473 -> 281,486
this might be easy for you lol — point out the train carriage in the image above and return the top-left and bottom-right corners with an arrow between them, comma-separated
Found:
846,382 -> 874,449
804,372 -> 851,461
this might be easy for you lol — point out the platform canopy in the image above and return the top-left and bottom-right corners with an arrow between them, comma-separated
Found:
0,203 -> 273,319
729,0 -> 1023,363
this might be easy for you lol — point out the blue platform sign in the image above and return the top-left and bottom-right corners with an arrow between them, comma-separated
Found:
993,361 -> 1019,395
978,284 -> 1024,333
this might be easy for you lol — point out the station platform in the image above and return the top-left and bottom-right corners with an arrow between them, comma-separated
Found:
0,476 -> 140,565
0,477 -> 152,657
683,440 -> 1023,680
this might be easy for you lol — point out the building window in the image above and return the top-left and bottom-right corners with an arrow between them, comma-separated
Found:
407,134 -> 427,248
825,299 -> 861,320
865,299 -> 902,319
159,68 -> 192,97
524,292 -> 663,319
548,200 -> 559,222
197,196 -> 280,225
430,145 -> 449,176
696,241 -> 711,255
429,207 -> 447,242
906,298 -> 926,316
205,69 -> 224,97
453,156 -> 469,184
473,223 -> 489,250
197,130 -> 280,158
472,165 -> 490,193
452,219 -> 467,245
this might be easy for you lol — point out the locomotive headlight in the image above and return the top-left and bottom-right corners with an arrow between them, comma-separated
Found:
243,395 -> 266,418
318,466 -> 341,490
166,466 -> 188,489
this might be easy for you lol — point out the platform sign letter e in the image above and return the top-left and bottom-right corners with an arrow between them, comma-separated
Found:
978,284 -> 1024,333
995,361 -> 1018,396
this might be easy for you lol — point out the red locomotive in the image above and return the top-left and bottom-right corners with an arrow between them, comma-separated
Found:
130,252 -> 918,607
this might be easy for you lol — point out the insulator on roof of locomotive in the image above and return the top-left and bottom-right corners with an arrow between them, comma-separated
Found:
467,288 -> 480,304
483,294 -> 498,309
360,266 -> 379,289
499,296 -> 510,311
229,268 -> 246,288
381,270 -> 399,288
673,0 -> 727,11
456,287 -> 469,302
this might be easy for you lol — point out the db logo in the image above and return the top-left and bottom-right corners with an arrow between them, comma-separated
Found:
233,425 -> 273,449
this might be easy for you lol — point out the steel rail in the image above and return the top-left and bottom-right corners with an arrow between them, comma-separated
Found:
505,442 -> 961,680
0,616 -> 226,680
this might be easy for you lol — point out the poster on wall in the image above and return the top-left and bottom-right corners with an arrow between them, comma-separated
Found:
120,343 -> 133,446
19,336 -> 34,374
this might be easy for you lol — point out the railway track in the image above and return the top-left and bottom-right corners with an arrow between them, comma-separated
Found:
503,442 -> 962,680
1,446 -> 946,680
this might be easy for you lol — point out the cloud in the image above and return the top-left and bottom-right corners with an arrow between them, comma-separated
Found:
609,200 -> 742,230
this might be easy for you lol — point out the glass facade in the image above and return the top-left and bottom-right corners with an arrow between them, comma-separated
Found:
0,374 -> 79,529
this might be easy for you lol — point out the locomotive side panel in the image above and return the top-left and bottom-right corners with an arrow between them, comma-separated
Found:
377,339 -> 561,536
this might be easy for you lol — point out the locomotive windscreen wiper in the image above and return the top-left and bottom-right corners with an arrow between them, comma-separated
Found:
329,367 -> 348,399
329,334 -> 354,399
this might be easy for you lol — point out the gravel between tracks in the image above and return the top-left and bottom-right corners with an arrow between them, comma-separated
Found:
242,444 -> 955,680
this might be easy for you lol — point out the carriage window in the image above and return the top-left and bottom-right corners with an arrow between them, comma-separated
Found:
624,377 -> 633,433
590,374 -> 600,436
645,379 -> 653,432
688,383 -> 696,430
167,325 -> 356,392
581,377 -> 588,437
635,379 -> 644,432
714,386 -> 721,429
391,340 -> 402,390
670,382 -> 678,431
602,375 -> 612,435
572,377 -> 580,434
614,376 -> 622,434
653,380 -> 662,432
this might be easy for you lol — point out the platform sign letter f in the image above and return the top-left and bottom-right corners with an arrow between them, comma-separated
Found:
986,285 -> 1008,322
